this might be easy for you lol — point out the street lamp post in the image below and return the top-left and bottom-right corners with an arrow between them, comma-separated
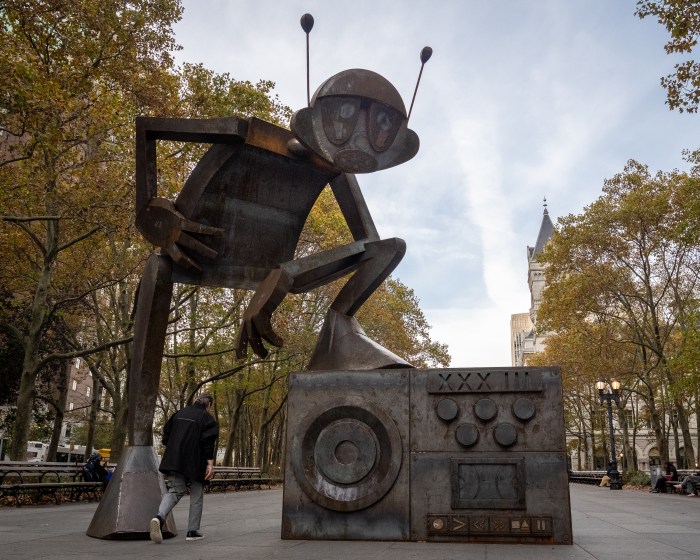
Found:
596,380 -> 622,490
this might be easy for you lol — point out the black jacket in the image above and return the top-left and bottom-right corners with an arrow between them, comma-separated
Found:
159,402 -> 219,482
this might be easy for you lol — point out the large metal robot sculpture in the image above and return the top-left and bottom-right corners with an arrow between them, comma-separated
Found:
87,15 -> 431,539
89,14 -> 573,546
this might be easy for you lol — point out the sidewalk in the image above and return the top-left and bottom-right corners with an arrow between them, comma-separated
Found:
1,484 -> 698,560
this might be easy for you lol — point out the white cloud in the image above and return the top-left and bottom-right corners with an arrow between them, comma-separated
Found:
425,307 -> 514,368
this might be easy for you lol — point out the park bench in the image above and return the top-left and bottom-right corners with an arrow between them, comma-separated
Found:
206,466 -> 279,492
656,469 -> 696,493
0,481 -> 104,507
0,462 -> 84,485
0,461 -> 281,506
0,461 -> 108,507
568,470 -> 606,485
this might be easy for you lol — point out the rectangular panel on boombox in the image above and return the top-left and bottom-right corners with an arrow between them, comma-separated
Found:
282,367 -> 572,545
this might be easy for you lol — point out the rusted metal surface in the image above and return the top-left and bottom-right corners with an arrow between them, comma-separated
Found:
283,370 -> 411,540
86,446 -> 176,540
307,309 -> 410,370
127,254 -> 173,447
291,69 -> 419,174
282,367 -> 572,545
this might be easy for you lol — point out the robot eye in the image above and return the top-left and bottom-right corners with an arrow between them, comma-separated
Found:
320,96 -> 361,146
368,102 -> 402,152
338,102 -> 357,119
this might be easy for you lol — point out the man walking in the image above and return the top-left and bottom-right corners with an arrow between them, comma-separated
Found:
150,392 -> 219,543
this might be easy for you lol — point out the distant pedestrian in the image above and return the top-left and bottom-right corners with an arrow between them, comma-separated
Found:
82,452 -> 111,488
150,393 -> 219,543
599,463 -> 614,487
650,461 -> 678,493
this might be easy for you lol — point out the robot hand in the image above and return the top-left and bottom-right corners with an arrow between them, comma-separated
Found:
235,268 -> 292,359
137,198 -> 223,271
236,308 -> 283,359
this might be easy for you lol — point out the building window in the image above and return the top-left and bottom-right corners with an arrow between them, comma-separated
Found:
69,402 -> 74,411
86,386 -> 91,398
72,380 -> 77,391
74,357 -> 81,369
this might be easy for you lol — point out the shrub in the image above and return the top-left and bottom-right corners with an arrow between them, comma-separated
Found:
624,470 -> 651,486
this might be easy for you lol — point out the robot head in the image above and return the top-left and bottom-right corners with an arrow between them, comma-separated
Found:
290,69 -> 419,173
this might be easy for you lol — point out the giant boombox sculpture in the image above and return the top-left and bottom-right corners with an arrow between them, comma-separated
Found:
282,367 -> 572,544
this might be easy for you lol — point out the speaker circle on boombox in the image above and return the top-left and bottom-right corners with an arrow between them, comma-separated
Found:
291,395 -> 403,512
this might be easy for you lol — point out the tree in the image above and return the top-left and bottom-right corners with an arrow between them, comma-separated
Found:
537,159 -> 700,467
0,0 -> 183,460
636,0 -> 700,112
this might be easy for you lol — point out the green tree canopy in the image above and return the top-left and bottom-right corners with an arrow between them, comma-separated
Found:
0,0 -> 183,460
537,159 -> 700,465
636,0 -> 700,112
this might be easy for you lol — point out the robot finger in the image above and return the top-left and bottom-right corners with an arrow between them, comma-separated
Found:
249,335 -> 269,358
179,217 -> 224,236
247,321 -> 270,358
253,313 -> 284,348
179,232 -> 218,259
166,242 -> 202,271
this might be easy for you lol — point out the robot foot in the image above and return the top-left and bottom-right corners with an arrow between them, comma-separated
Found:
307,308 -> 413,370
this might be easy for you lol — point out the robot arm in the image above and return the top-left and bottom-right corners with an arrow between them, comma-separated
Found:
236,268 -> 294,359
329,173 -> 380,242
134,117 -> 248,270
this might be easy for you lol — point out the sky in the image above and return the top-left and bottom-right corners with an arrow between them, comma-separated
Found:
171,0 -> 698,368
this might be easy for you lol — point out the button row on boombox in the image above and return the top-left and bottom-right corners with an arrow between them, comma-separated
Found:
435,397 -> 536,448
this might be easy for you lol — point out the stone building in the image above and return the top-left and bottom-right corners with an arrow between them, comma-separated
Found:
60,358 -> 94,445
511,201 -> 553,366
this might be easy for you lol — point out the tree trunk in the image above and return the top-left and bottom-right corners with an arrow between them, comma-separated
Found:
674,403 -> 696,468
247,406 -> 254,466
617,405 -> 633,472
696,398 -> 700,468
223,389 -> 245,466
270,406 -> 286,476
647,391 -> 667,462
256,373 -> 273,468
110,388 -> 128,462
9,197 -> 59,460
46,362 -> 69,461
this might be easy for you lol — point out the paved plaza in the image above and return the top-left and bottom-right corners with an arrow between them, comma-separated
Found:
0,484 -> 698,560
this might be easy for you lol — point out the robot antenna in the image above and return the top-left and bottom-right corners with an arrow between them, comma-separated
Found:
300,13 -> 315,107
407,46 -> 433,121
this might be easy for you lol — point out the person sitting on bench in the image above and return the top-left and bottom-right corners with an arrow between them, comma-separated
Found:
650,461 -> 678,493
675,471 -> 700,496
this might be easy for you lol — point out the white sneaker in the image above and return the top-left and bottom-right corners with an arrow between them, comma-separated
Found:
150,517 -> 163,544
